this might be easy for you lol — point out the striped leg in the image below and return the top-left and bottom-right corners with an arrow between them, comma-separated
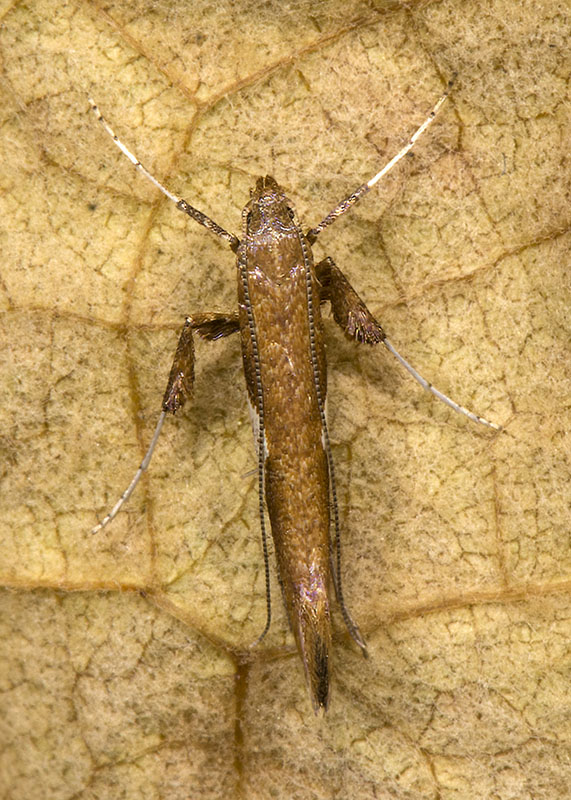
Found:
91,313 -> 240,534
316,257 -> 502,431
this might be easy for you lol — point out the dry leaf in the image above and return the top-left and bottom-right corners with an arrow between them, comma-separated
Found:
0,0 -> 569,798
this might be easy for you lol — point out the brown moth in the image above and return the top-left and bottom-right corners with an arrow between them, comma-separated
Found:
89,78 -> 501,712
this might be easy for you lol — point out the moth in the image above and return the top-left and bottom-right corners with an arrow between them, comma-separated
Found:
89,78 -> 501,712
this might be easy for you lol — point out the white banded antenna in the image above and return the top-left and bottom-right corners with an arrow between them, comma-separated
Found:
89,98 -> 239,248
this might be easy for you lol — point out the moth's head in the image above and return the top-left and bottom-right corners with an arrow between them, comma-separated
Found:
251,174 -> 281,199
243,175 -> 296,235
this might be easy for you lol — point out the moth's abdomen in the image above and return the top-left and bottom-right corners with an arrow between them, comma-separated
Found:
293,574 -> 332,712
264,440 -> 333,712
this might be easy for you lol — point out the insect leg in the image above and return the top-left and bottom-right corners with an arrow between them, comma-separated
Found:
316,257 -> 385,344
316,257 -> 502,431
190,312 -> 240,341
238,256 -> 272,649
91,314 -> 240,534
88,98 -> 240,251
298,240 -> 367,657
326,441 -> 368,656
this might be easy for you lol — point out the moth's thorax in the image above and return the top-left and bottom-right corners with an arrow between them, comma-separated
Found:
237,175 -> 325,413
242,175 -> 304,284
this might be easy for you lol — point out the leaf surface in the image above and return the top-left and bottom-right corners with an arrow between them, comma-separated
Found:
0,1 -> 569,798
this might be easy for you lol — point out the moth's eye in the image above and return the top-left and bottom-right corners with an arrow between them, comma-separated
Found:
246,211 -> 253,226
287,207 -> 295,220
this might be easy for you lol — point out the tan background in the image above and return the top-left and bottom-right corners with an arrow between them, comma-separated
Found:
0,0 -> 569,798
